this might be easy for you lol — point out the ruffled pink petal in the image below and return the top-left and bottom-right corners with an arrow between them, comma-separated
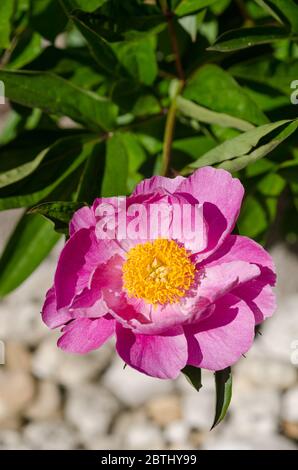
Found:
115,324 -> 188,379
202,234 -> 276,284
189,260 -> 260,314
58,315 -> 115,354
133,175 -> 185,196
184,294 -> 255,370
177,167 -> 244,253
69,206 -> 96,236
202,234 -> 276,323
41,286 -> 72,329
233,281 -> 276,324
54,229 -> 122,310
71,254 -> 124,309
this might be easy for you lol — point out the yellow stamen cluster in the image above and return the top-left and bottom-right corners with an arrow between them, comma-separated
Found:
122,239 -> 196,305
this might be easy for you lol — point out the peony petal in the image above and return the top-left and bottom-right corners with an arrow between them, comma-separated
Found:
201,234 -> 276,323
177,167 -> 244,252
58,315 -> 115,354
55,229 -> 121,310
184,294 -> 255,370
187,260 -> 260,315
203,234 -> 275,277
133,175 -> 185,196
115,324 -> 188,379
233,281 -> 276,324
69,206 -> 96,236
41,286 -> 71,329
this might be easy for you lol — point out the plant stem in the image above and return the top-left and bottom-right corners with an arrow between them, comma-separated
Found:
161,96 -> 178,176
160,1 -> 185,176
160,1 -> 185,82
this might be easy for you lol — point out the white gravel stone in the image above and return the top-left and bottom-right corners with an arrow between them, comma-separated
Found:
256,295 -> 298,365
125,422 -> 163,450
65,384 -> 119,440
85,435 -> 122,450
25,381 -> 61,421
281,386 -> 298,423
115,411 -> 163,449
181,386 -> 215,431
24,420 -> 79,450
103,357 -> 173,406
0,430 -> 29,450
203,434 -> 297,450
227,382 -> 280,437
0,370 -> 35,421
235,354 -> 297,390
271,245 -> 298,298
164,421 -> 189,445
32,337 -> 112,387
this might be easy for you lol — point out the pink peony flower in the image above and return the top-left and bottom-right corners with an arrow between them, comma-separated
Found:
42,167 -> 276,379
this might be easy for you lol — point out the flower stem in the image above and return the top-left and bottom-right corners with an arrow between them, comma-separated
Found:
160,1 -> 185,176
161,96 -> 178,177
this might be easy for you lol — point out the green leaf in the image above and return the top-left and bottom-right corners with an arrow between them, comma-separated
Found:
0,70 -> 118,131
175,0 -> 217,17
0,214 -> 60,297
173,135 -> 216,159
230,57 -> 298,96
73,0 -> 107,12
182,365 -> 202,391
183,65 -> 268,126
184,120 -> 298,172
238,173 -> 285,238
278,159 -> 298,183
0,0 -> 14,48
101,133 -> 129,197
220,120 -> 298,172
0,134 -> 97,210
76,142 -> 106,203
121,132 -> 146,192
6,31 -> 43,70
238,195 -> 268,238
211,367 -> 232,429
255,0 -> 298,32
30,0 -> 68,42
112,36 -> 158,85
29,201 -> 86,234
70,13 -> 119,75
0,147 -> 48,189
208,26 -> 292,52
177,96 -> 255,131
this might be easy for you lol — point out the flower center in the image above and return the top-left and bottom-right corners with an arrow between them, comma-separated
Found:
122,239 -> 196,305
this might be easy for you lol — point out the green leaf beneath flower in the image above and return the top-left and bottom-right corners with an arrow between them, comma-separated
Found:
211,367 -> 232,429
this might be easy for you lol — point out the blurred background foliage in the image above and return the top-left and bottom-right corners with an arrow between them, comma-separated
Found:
0,0 -> 297,298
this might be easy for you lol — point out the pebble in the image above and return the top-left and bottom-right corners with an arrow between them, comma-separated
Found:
0,370 -> 35,422
0,430 -> 28,450
281,386 -> 298,423
5,342 -> 32,372
25,381 -> 61,421
164,421 -> 189,445
235,354 -> 297,390
32,337 -> 113,387
181,386 -> 215,431
103,357 -> 173,407
146,395 -> 181,426
65,384 -> 119,440
115,412 -> 163,450
228,383 -> 280,437
257,295 -> 298,365
23,420 -> 79,450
